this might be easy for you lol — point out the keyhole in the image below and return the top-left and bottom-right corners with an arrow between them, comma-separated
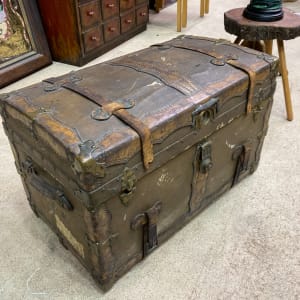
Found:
200,110 -> 211,125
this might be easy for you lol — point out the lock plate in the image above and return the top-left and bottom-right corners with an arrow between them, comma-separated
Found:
192,97 -> 219,129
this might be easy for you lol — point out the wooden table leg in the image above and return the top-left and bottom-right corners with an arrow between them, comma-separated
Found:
182,0 -> 187,28
155,0 -> 164,12
177,0 -> 182,32
277,39 -> 293,121
200,0 -> 205,17
205,0 -> 209,14
264,40 -> 273,55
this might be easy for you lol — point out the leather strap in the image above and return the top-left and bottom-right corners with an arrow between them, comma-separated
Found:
43,78 -> 154,169
155,42 -> 258,114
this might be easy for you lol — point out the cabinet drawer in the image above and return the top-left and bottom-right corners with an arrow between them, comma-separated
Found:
136,0 -> 147,5
102,0 -> 119,20
83,26 -> 103,52
121,11 -> 135,33
79,1 -> 101,29
104,18 -> 120,41
120,0 -> 134,12
136,5 -> 148,25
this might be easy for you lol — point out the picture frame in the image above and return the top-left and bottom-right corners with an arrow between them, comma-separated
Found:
0,0 -> 52,88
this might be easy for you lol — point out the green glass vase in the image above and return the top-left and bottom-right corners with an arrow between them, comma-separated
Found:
243,0 -> 283,21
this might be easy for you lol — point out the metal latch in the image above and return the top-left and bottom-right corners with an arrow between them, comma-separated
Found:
131,201 -> 162,257
192,97 -> 219,129
198,141 -> 213,174
120,167 -> 137,206
232,141 -> 252,186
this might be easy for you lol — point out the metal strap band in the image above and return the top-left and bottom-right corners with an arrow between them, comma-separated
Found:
158,43 -> 257,113
43,79 -> 153,169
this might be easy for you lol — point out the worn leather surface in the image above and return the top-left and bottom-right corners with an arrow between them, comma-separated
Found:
1,36 -> 277,191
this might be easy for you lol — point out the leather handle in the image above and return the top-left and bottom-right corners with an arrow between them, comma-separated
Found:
23,159 -> 73,211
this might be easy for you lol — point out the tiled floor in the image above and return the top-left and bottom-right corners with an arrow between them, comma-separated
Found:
1,0 -> 300,299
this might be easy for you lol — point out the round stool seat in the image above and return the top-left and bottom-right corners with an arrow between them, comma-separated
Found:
225,8 -> 300,41
224,7 -> 300,121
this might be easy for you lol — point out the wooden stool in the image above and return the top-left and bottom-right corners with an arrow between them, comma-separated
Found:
177,0 -> 209,32
224,8 -> 300,121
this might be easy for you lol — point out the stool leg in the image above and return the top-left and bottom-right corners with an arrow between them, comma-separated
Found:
182,0 -> 187,28
277,39 -> 293,121
264,40 -> 273,55
177,0 -> 182,32
205,0 -> 209,14
200,0 -> 205,17
155,0 -> 163,12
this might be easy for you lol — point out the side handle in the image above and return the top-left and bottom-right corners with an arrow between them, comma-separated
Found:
22,159 -> 73,211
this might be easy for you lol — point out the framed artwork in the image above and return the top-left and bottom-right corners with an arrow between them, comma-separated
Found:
0,0 -> 52,88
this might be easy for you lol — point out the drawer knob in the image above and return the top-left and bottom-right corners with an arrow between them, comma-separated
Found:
108,27 -> 116,32
125,19 -> 133,24
140,12 -> 147,16
87,10 -> 95,16
107,3 -> 115,8
90,36 -> 98,41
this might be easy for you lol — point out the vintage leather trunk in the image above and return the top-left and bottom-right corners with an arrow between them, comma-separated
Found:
0,36 -> 278,291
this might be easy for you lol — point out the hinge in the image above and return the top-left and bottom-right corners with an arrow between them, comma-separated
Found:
252,89 -> 269,122
131,201 -> 162,257
119,167 -> 137,206
252,104 -> 263,122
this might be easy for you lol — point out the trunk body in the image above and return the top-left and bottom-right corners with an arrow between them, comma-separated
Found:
0,36 -> 278,291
